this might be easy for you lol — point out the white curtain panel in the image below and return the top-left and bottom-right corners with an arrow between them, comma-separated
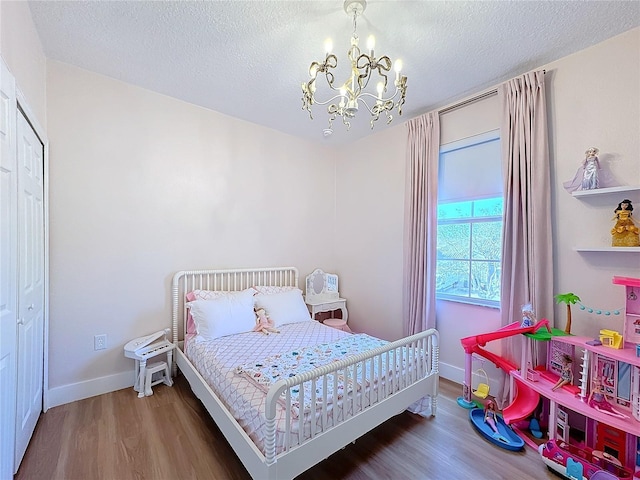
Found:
403,112 -> 440,335
496,70 -> 554,407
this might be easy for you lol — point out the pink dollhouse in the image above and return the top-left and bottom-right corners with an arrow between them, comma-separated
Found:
512,276 -> 640,479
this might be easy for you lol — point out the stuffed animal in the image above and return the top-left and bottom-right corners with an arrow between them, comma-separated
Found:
253,308 -> 279,335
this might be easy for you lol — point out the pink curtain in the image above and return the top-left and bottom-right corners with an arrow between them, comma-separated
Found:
496,70 -> 553,406
403,112 -> 440,335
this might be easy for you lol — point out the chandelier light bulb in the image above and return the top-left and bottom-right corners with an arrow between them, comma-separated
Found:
324,38 -> 333,55
394,59 -> 403,81
367,35 -> 375,55
376,81 -> 384,99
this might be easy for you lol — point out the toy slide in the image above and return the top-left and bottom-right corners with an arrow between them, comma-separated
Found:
503,376 -> 540,425
461,319 -> 551,354
460,320 -> 550,422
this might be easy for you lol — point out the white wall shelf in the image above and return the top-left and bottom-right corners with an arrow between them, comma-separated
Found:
572,185 -> 640,197
572,186 -> 640,251
575,247 -> 640,252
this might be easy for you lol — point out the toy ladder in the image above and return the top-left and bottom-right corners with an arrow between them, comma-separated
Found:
578,347 -> 589,400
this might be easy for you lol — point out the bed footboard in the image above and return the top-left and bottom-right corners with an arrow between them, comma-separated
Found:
264,328 -> 439,469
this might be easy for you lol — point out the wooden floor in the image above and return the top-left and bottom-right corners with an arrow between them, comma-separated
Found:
16,376 -> 560,480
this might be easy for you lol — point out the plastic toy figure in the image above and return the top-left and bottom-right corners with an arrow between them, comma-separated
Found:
483,401 -> 509,443
484,400 -> 499,431
580,147 -> 601,190
611,199 -> 639,247
587,376 -> 629,419
521,303 -> 536,327
552,354 -> 573,391
563,146 -> 618,193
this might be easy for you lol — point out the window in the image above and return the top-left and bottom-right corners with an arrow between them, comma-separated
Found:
436,131 -> 502,307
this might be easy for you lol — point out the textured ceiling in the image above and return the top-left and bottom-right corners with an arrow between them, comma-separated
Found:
28,1 -> 640,145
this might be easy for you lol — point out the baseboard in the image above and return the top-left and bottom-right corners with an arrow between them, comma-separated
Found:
439,361 -> 464,385
46,371 -> 134,409
44,362 -> 477,409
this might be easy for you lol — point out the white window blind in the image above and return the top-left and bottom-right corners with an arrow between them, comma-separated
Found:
439,130 -> 502,202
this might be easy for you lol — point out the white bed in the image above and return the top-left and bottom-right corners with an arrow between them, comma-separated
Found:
171,266 -> 439,480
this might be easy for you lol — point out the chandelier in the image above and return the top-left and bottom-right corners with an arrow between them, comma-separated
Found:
301,0 -> 407,135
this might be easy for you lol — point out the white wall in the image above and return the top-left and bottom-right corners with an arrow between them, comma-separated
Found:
45,61 -> 337,405
334,126 -> 407,341
335,28 -> 640,387
0,0 -> 47,129
548,28 -> 640,339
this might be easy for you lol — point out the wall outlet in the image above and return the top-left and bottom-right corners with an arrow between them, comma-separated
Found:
94,334 -> 107,350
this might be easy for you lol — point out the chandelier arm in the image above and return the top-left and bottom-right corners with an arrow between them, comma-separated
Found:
375,56 -> 392,90
358,89 -> 402,103
313,93 -> 347,107
357,65 -> 372,91
324,70 -> 336,89
376,56 -> 392,72
328,112 -> 337,130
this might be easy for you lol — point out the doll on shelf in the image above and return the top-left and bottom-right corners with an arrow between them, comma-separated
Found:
563,147 -> 618,193
552,354 -> 573,391
611,199 -> 639,247
587,376 -> 629,419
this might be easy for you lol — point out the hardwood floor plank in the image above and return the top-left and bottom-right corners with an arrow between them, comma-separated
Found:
16,376 -> 558,480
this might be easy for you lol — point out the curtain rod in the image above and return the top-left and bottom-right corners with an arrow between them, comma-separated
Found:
438,69 -> 546,115
438,90 -> 497,115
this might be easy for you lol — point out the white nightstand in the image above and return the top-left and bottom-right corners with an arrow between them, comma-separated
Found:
305,297 -> 348,323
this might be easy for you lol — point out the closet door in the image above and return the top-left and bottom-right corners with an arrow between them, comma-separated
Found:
14,109 -> 44,468
0,59 -> 18,480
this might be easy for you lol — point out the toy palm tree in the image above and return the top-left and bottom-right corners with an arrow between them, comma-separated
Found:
555,293 -> 581,334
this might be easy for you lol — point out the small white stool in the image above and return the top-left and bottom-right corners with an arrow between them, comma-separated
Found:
143,361 -> 172,397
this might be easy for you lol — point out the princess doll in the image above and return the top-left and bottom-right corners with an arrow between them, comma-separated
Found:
611,199 -> 639,247
563,147 -> 618,193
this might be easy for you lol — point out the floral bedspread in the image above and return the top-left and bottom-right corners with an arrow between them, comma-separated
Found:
236,333 -> 389,417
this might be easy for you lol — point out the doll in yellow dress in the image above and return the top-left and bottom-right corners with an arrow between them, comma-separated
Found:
611,199 -> 639,247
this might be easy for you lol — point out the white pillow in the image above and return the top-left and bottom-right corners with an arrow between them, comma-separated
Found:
187,288 -> 256,340
253,285 -> 297,296
254,288 -> 311,327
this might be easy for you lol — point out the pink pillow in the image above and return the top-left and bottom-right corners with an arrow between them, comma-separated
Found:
185,292 -> 197,334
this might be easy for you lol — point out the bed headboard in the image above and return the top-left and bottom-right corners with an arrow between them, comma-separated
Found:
171,267 -> 299,344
